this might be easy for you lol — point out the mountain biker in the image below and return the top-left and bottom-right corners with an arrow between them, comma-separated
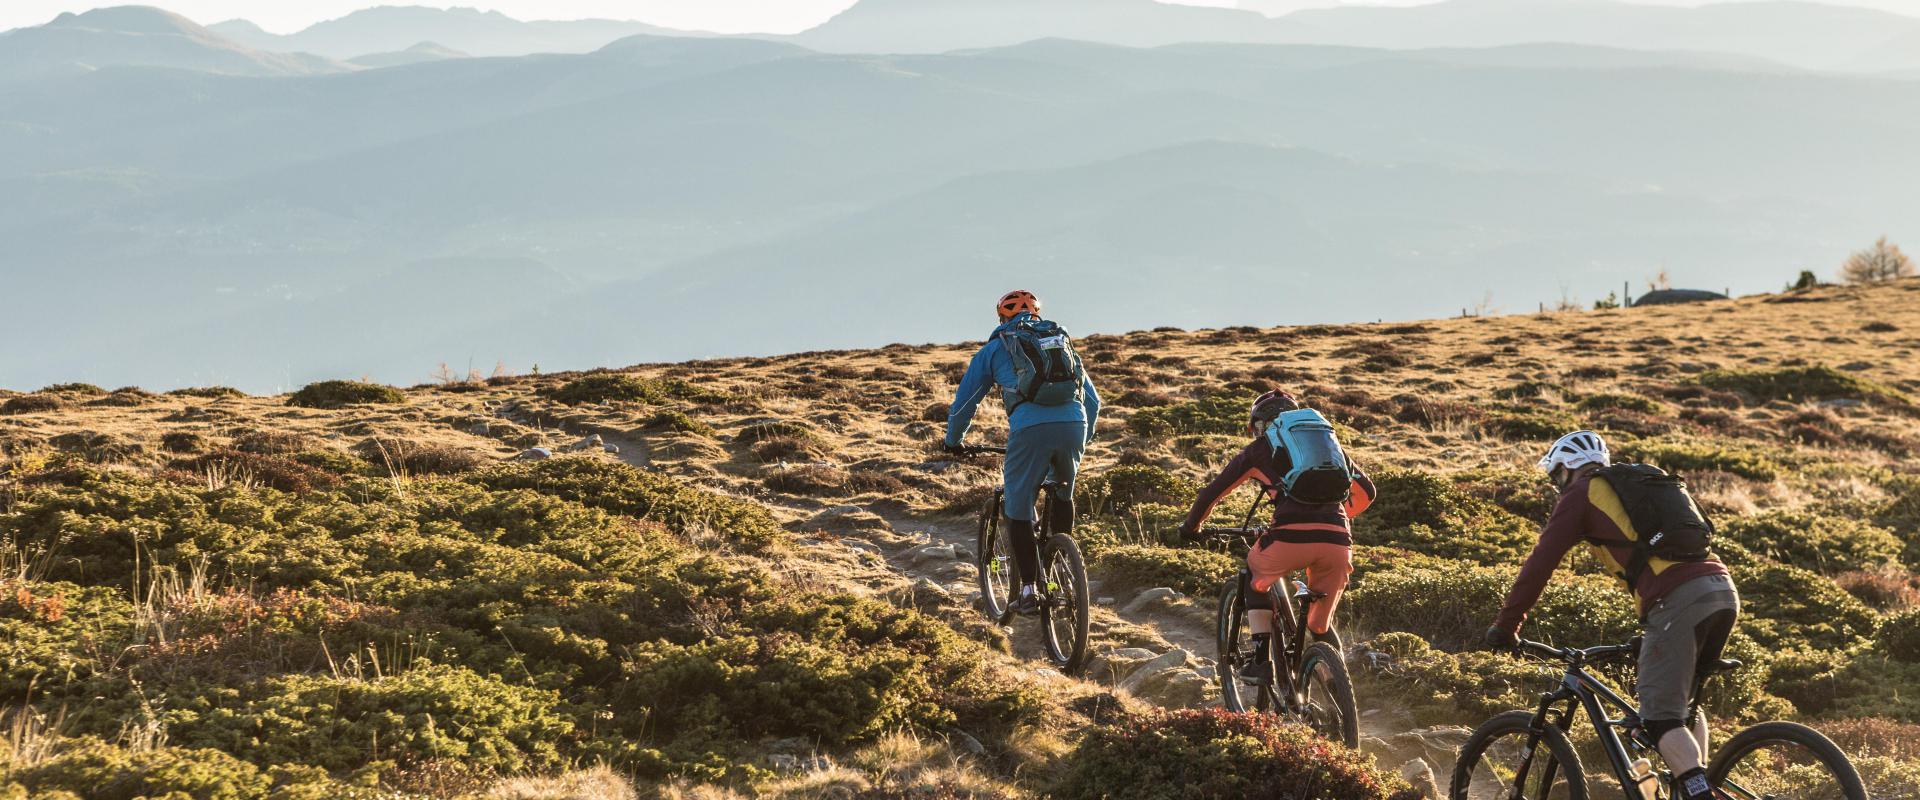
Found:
1485,430 -> 1739,800
944,290 -> 1101,615
1177,389 -> 1376,686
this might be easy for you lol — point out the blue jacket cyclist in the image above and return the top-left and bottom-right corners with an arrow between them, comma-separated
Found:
944,290 -> 1101,614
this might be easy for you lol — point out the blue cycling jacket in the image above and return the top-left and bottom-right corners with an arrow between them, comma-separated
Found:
943,318 -> 1101,448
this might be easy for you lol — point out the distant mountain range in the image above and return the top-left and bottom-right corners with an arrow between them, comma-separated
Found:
208,5 -> 702,59
4,1 -> 1920,390
0,7 -> 342,82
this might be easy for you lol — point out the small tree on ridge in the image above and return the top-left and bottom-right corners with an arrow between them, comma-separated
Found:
1840,236 -> 1916,284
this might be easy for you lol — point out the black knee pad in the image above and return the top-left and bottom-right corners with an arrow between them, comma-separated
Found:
1644,717 -> 1689,742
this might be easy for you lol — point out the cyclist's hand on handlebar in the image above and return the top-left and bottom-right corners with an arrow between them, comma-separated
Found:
1178,525 -> 1206,544
1483,625 -> 1519,652
942,442 -> 967,457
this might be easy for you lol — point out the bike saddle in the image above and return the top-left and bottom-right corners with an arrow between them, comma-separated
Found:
1292,584 -> 1328,601
1709,658 -> 1742,673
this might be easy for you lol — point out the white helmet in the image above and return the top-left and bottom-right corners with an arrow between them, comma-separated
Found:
1538,431 -> 1610,476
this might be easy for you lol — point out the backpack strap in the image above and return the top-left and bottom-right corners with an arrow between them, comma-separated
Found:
997,329 -> 1037,411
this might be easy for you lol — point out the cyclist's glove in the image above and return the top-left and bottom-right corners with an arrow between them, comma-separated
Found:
1178,526 -> 1206,544
1482,626 -> 1518,652
942,443 -> 966,457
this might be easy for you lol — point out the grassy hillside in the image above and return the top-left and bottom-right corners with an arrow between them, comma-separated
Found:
3,279 -> 1919,797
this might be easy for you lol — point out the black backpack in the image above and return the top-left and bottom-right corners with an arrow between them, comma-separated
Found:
1593,464 -> 1715,589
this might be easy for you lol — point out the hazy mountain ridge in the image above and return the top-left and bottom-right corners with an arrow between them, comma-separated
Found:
0,6 -> 345,82
209,4 -> 705,59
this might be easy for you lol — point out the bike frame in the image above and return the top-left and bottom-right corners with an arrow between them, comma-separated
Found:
989,481 -> 1067,593
1527,656 -> 1659,796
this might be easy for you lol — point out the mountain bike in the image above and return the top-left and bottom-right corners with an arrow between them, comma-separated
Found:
960,445 -> 1091,675
1201,524 -> 1358,748
1452,637 -> 1866,800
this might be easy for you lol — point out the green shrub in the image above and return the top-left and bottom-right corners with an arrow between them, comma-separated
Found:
736,419 -> 823,446
1613,436 -> 1784,481
473,457 -> 781,549
646,410 -> 714,438
1483,407 -> 1582,442
1454,467 -> 1558,520
286,380 -> 406,409
1719,510 -> 1903,574
1880,609 -> 1920,663
178,663 -> 572,773
1347,566 -> 1637,651
1768,649 -> 1920,723
14,736 -> 273,800
167,386 -> 246,399
1357,632 -> 1562,726
1080,465 -> 1196,514
1733,562 -> 1878,651
39,383 -> 105,396
610,594 -> 1043,779
1092,545 -> 1238,596
548,373 -> 725,406
1577,393 -> 1664,414
1048,709 -> 1419,800
1696,365 -> 1910,407
1353,467 -> 1537,565
1126,391 -> 1247,439
0,394 -> 66,415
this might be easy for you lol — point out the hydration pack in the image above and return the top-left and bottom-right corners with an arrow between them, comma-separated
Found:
1593,464 -> 1715,589
1264,408 -> 1354,504
998,315 -> 1085,410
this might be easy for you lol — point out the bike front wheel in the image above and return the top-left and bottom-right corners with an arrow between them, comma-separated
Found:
1297,642 -> 1358,748
1708,721 -> 1866,800
1039,533 -> 1090,674
1450,710 -> 1587,800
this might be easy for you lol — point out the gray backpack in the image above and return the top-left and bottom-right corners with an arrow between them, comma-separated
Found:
998,315 -> 1085,410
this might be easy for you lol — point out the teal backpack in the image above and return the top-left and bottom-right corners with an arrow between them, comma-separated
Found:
998,315 -> 1086,410
1263,408 -> 1355,504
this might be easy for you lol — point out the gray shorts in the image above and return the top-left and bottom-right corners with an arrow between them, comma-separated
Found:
1637,573 -> 1740,723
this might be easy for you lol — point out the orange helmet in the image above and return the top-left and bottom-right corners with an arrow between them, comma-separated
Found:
997,290 -> 1041,322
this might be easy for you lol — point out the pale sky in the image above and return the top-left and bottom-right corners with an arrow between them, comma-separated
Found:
4,0 -> 1920,34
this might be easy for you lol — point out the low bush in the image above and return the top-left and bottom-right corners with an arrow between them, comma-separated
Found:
0,394 -> 65,415
159,431 -> 207,454
1769,650 -> 1920,723
11,736 -> 275,800
548,373 -> 726,407
166,449 -> 343,493
39,383 -> 105,396
611,594 -> 1043,779
737,419 -> 824,446
1483,408 -> 1582,442
1836,566 -> 1920,611
1078,465 -> 1196,514
1613,436 -> 1784,481
1048,709 -> 1419,800
1880,609 -> 1920,663
1577,392 -> 1665,414
167,386 -> 245,399
1358,632 -> 1567,726
473,457 -> 781,549
286,380 -> 406,409
1733,562 -> 1878,651
1125,391 -> 1246,439
1696,365 -> 1910,406
750,435 -> 829,463
353,437 -> 489,475
1453,467 -> 1558,520
1346,565 -> 1637,651
1353,467 -> 1537,565
1719,510 -> 1903,574
1091,545 -> 1238,597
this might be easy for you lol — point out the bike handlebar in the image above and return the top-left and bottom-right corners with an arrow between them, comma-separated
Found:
1196,526 -> 1262,540
951,445 -> 1007,456
1513,637 -> 1640,666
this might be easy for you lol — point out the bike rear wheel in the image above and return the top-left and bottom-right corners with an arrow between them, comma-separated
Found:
1297,642 -> 1358,748
1450,710 -> 1587,800
1039,533 -> 1090,674
1708,721 -> 1866,800
976,492 -> 1012,622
